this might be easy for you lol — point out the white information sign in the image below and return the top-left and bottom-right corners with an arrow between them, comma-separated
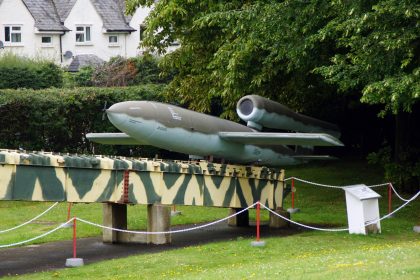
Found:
343,184 -> 381,235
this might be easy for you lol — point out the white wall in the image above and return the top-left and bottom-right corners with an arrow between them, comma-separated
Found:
61,0 -> 130,64
127,6 -> 150,57
0,0 -> 172,67
34,33 -> 62,63
0,0 -> 35,57
0,0 -> 62,63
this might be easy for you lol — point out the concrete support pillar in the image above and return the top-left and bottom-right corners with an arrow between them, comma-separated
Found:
269,207 -> 290,228
147,204 -> 171,244
102,203 -> 127,243
228,208 -> 249,227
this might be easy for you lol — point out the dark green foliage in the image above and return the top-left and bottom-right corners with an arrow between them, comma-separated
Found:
0,53 -> 63,89
73,66 -> 95,87
0,85 -> 164,155
131,54 -> 174,84
127,0 -> 419,116
368,146 -> 420,193
127,0 -> 419,191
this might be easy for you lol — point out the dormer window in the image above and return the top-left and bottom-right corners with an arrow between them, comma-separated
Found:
4,25 -> 22,43
75,26 -> 91,43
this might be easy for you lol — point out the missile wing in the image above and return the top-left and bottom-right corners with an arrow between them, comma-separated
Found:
218,132 -> 343,146
85,132 -> 149,145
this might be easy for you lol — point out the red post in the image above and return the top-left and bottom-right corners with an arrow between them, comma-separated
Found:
123,170 -> 130,203
388,184 -> 392,214
291,178 -> 295,209
67,202 -> 73,222
256,201 -> 260,242
73,217 -> 77,258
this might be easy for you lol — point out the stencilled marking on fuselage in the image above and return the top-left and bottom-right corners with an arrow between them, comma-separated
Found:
168,106 -> 182,121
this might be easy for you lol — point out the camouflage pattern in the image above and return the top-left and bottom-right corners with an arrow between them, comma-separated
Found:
0,150 -> 285,209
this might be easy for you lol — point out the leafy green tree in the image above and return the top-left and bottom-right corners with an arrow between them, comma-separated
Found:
127,0 -> 419,191
314,0 -> 419,115
127,0 -> 345,118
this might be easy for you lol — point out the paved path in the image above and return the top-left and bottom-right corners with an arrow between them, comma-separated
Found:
0,222 -> 300,277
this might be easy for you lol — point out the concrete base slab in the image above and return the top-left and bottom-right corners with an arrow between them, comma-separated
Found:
228,208 -> 249,227
171,211 -> 182,217
118,232 -> 147,243
102,203 -> 127,244
147,204 -> 171,244
250,240 -> 266,247
413,226 -> 420,233
269,208 -> 290,228
287,208 -> 300,214
65,258 -> 84,267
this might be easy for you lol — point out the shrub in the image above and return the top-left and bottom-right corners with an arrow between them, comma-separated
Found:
74,66 -> 94,87
0,85 -> 165,155
91,56 -> 138,87
368,146 -> 420,193
0,52 -> 63,89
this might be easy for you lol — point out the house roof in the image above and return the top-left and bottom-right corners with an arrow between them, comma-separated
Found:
53,0 -> 77,22
22,0 -> 69,32
5,0 -> 135,33
91,0 -> 135,32
68,54 -> 104,72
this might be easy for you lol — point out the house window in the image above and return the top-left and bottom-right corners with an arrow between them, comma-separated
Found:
75,26 -> 91,43
139,24 -> 146,41
4,25 -> 22,43
41,36 -> 52,44
109,35 -> 118,44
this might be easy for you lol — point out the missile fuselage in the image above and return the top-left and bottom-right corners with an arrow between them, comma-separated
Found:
237,95 -> 341,138
106,101 -> 298,166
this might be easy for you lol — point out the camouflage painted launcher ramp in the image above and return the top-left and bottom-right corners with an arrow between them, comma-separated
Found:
0,150 -> 285,209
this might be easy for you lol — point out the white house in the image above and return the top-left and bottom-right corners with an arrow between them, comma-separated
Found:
0,0 -> 169,71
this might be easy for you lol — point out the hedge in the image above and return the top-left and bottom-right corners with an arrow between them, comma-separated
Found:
0,85 -> 165,156
0,54 -> 63,89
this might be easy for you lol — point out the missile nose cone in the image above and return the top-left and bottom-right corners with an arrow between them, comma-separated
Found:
106,103 -> 128,126
107,102 -> 126,114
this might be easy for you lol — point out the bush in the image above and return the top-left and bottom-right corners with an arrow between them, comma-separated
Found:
131,54 -> 173,84
74,66 -> 94,87
91,56 -> 138,87
0,85 -> 165,155
0,52 -> 63,89
368,146 -> 420,193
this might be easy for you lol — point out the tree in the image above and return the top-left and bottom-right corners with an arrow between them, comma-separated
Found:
312,0 -> 420,192
126,1 -> 346,118
127,0 -> 419,190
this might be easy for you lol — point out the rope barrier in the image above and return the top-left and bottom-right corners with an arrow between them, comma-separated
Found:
261,204 -> 349,232
262,190 -> 420,232
283,177 -> 418,202
0,218 -> 73,248
1,190 -> 419,248
389,183 -> 411,202
285,177 -> 390,189
0,202 -> 59,234
364,190 -> 420,226
76,202 -> 258,235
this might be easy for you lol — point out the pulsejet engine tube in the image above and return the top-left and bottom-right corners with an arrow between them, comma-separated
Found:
236,95 -> 341,138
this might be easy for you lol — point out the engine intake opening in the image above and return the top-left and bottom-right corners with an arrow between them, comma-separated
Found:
238,99 -> 254,116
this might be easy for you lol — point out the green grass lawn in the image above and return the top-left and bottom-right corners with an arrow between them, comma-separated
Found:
1,159 -> 419,279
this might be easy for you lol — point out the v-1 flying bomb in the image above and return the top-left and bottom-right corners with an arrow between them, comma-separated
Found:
86,95 -> 343,166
